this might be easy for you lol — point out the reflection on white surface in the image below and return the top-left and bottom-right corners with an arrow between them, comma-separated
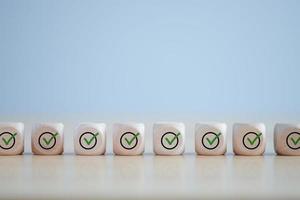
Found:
0,154 -> 300,199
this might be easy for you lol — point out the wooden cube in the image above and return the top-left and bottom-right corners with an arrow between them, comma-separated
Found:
31,123 -> 64,155
113,123 -> 144,155
0,122 -> 24,155
74,123 -> 106,155
195,122 -> 227,155
274,123 -> 300,156
233,123 -> 266,156
153,122 -> 185,155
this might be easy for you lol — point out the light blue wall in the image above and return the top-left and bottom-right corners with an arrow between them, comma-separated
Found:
0,0 -> 299,117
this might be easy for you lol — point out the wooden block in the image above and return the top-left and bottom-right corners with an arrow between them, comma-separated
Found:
31,123 -> 64,155
113,123 -> 144,155
0,122 -> 24,155
74,123 -> 106,156
233,123 -> 266,156
153,122 -> 185,155
195,122 -> 227,155
274,123 -> 300,156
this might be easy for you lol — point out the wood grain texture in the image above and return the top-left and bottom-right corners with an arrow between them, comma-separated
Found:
0,154 -> 299,200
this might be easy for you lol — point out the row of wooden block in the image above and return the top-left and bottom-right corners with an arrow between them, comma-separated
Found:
0,122 -> 299,156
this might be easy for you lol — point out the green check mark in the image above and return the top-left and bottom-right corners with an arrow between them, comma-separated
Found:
206,133 -> 221,145
2,133 -> 17,145
291,136 -> 300,145
165,132 -> 181,145
83,132 -> 99,145
247,133 -> 262,145
42,132 -> 58,146
124,132 -> 139,146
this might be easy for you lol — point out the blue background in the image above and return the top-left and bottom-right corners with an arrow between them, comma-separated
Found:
1,0 -> 299,118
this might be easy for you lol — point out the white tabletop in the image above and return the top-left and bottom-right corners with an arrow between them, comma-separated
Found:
0,154 -> 299,200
